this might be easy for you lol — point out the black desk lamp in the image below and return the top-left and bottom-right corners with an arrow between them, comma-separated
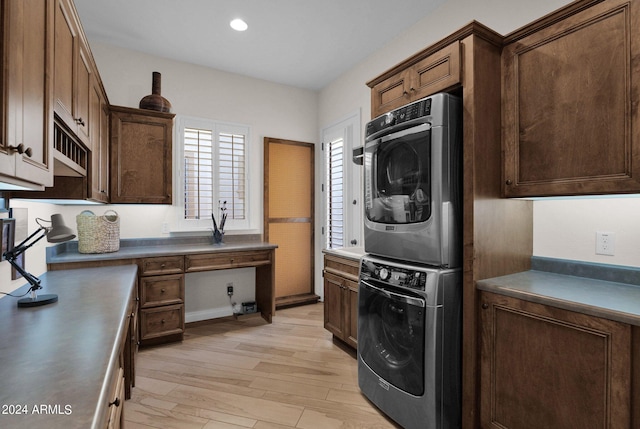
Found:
3,214 -> 75,307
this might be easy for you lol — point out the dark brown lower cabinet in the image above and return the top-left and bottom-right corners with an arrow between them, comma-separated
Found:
480,291 -> 634,429
323,254 -> 359,349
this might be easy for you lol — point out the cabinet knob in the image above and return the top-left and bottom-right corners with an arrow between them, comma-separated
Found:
109,397 -> 121,408
505,179 -> 513,186
9,143 -> 32,157
161,319 -> 166,324
161,288 -> 166,293
161,263 -> 166,268
482,303 -> 489,310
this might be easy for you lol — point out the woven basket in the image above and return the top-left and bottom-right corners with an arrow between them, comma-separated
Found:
76,210 -> 120,254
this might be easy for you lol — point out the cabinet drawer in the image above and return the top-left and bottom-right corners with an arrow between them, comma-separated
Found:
323,255 -> 360,281
140,256 -> 184,276
185,250 -> 272,272
140,274 -> 184,308
140,304 -> 184,340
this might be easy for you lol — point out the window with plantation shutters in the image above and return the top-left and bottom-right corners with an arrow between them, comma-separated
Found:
177,117 -> 249,230
184,128 -> 214,219
325,137 -> 344,248
218,133 -> 245,220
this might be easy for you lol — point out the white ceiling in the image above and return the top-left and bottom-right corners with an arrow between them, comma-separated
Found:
74,0 -> 446,91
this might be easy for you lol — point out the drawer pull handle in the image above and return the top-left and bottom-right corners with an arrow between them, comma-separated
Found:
161,263 -> 166,268
161,288 -> 166,293
109,397 -> 120,408
161,319 -> 166,324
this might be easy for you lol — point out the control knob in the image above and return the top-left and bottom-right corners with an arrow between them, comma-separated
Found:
379,268 -> 389,280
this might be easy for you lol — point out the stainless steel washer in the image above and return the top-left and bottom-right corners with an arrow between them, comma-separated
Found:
358,254 -> 461,429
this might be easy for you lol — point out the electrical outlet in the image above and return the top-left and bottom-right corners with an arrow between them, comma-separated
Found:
227,283 -> 234,296
596,231 -> 615,256
161,222 -> 170,234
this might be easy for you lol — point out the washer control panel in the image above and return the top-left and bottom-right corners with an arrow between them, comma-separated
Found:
360,257 -> 427,290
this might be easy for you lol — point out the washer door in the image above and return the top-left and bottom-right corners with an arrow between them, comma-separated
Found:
358,279 -> 426,396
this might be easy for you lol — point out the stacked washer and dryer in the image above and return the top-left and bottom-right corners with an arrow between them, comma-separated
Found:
357,93 -> 462,429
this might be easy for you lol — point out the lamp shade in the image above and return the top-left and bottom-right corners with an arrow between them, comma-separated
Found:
46,214 -> 76,243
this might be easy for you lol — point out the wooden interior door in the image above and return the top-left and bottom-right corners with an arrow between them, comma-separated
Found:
264,137 -> 317,308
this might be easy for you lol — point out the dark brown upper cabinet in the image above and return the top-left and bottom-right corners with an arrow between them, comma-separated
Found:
502,0 -> 640,197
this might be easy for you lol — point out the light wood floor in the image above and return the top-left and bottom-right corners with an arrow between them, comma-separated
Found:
124,303 -> 400,429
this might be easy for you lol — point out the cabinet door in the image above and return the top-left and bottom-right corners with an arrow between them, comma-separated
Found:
110,106 -> 174,204
1,0 -> 54,187
370,70 -> 411,119
369,41 -> 461,119
344,278 -> 358,348
502,0 -> 640,197
409,41 -> 461,102
323,272 -> 346,339
480,292 -> 632,429
53,0 -> 78,130
106,367 -> 125,429
89,75 -> 108,202
75,40 -> 91,145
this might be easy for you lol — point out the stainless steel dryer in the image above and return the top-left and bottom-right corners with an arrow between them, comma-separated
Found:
358,254 -> 461,429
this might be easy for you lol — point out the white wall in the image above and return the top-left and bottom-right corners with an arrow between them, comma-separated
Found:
1,201 -> 56,294
534,197 -> 640,266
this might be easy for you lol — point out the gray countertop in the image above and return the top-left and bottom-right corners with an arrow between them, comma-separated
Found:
477,258 -> 640,326
0,265 -> 138,429
47,236 -> 277,265
322,246 -> 366,262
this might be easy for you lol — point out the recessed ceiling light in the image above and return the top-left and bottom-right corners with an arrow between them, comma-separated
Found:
230,18 -> 248,32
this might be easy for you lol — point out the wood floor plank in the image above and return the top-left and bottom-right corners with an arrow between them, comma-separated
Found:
125,303 -> 399,428
248,376 -> 331,400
